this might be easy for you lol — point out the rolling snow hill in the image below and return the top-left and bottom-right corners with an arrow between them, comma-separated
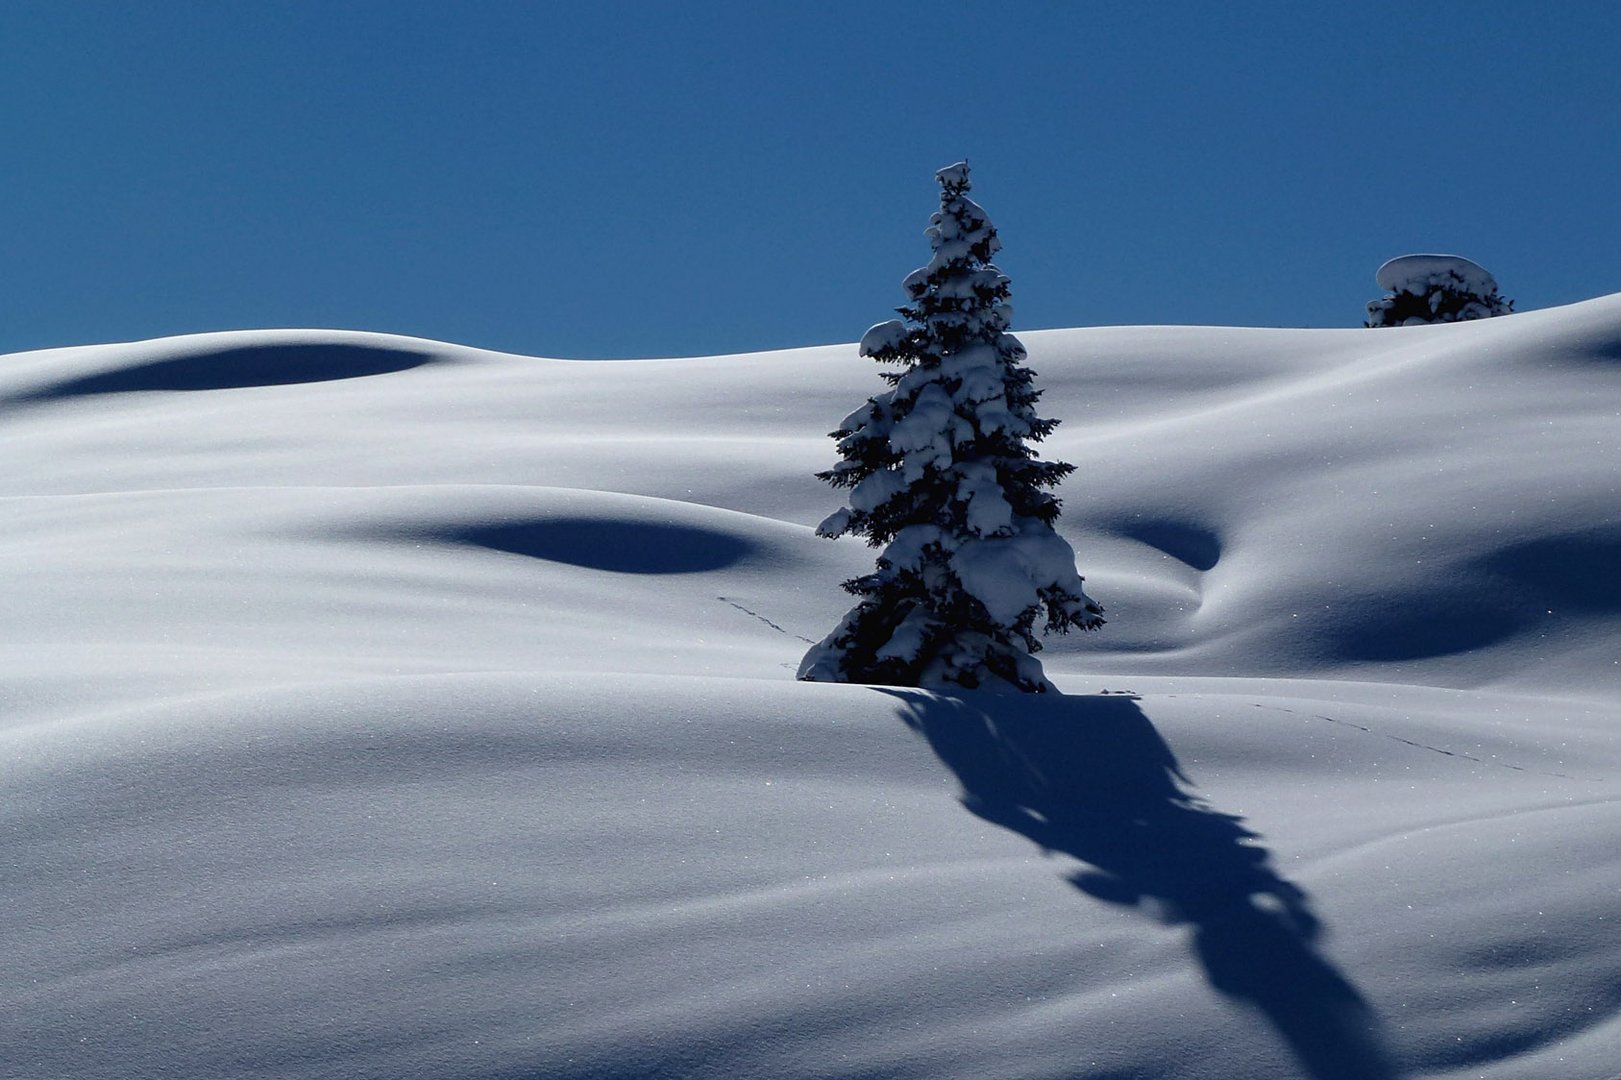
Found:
3,297 -> 1618,1079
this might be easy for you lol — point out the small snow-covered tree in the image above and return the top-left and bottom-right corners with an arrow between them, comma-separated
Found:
1365,254 -> 1513,327
798,161 -> 1102,693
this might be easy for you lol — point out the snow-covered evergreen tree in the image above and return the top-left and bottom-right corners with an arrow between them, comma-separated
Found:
798,161 -> 1102,693
1365,254 -> 1513,327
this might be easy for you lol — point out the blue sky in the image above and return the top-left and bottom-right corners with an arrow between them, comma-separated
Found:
3,2 -> 1619,358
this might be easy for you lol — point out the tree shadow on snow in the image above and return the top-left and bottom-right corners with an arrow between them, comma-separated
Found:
883,689 -> 1401,1080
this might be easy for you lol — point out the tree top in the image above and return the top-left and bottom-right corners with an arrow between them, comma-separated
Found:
935,161 -> 971,194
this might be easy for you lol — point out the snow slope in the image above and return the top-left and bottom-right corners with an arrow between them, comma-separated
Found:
3,300 -> 1618,1079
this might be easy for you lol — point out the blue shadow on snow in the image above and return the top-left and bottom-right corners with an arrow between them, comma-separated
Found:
443,517 -> 756,574
883,688 -> 1401,1080
12,342 -> 435,400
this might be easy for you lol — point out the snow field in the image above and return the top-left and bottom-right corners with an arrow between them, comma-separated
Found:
2,298 -> 1618,1078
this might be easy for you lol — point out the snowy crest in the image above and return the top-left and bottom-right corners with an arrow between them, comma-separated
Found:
800,162 -> 1102,693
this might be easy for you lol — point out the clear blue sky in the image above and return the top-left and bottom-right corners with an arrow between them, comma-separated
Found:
3,2 -> 1618,358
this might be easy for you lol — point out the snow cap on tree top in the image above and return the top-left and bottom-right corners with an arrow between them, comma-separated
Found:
935,160 -> 971,193
1375,254 -> 1498,297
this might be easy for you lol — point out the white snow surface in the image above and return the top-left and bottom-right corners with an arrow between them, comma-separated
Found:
3,307 -> 1620,1079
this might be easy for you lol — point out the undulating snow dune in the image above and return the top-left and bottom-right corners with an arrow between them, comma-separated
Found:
3,297 -> 1618,1079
